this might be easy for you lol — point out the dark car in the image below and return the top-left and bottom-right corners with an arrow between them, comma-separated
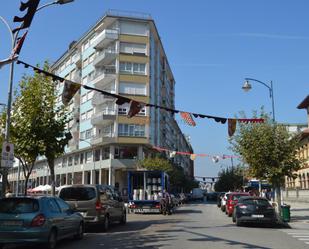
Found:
0,196 -> 84,249
206,192 -> 218,202
58,184 -> 126,231
233,196 -> 277,226
226,192 -> 250,217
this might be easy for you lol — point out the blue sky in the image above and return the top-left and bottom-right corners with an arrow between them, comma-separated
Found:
0,0 -> 308,178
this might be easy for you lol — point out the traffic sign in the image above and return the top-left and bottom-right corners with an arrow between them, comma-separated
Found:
1,142 -> 14,168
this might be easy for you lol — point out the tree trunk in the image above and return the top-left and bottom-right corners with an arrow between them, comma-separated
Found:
273,181 -> 282,217
48,158 -> 56,196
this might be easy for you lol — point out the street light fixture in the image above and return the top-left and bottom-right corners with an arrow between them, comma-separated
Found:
0,0 -> 74,198
242,78 -> 275,122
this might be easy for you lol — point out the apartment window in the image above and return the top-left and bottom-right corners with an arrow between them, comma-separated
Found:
80,131 -> 85,140
114,146 -> 138,159
74,154 -> 79,165
118,103 -> 146,116
85,129 -> 92,139
83,40 -> 90,51
81,94 -> 87,104
118,124 -> 145,137
85,151 -> 92,163
81,112 -> 87,121
83,58 -> 89,68
120,42 -> 147,55
119,82 -> 146,95
86,109 -> 93,119
118,108 -> 127,115
82,76 -> 87,85
62,157 -> 67,167
133,63 -> 146,74
87,90 -> 94,100
68,156 -> 73,167
102,147 -> 110,160
80,152 -> 84,164
94,149 -> 100,161
89,53 -> 95,64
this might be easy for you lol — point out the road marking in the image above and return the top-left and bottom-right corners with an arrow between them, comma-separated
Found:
298,238 -> 309,241
292,235 -> 309,238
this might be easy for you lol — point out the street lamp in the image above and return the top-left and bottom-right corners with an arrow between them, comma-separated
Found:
242,78 -> 275,122
0,0 -> 74,198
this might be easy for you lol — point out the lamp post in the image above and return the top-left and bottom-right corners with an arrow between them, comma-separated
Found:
242,78 -> 275,122
0,0 -> 74,198
79,139 -> 96,184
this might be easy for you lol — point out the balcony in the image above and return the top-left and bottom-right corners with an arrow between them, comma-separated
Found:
91,133 -> 117,145
93,29 -> 119,49
92,92 -> 116,106
93,69 -> 116,88
93,50 -> 117,67
74,54 -> 82,68
91,109 -> 116,125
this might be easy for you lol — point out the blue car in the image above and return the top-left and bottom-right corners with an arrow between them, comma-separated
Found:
0,196 -> 84,249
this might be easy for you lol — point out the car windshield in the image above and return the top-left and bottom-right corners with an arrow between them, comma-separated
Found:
59,187 -> 96,201
242,199 -> 271,207
232,194 -> 248,201
0,198 -> 39,214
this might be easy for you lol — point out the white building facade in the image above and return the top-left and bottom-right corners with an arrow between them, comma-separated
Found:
8,11 -> 193,194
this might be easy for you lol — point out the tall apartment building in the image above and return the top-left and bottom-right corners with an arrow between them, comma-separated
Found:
8,11 -> 194,194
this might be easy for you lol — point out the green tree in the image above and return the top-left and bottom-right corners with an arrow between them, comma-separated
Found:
214,166 -> 246,192
229,111 -> 303,208
10,62 -> 71,196
138,156 -> 197,192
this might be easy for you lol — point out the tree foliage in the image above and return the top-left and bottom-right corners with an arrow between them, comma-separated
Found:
10,61 -> 71,195
138,156 -> 198,192
214,166 -> 246,192
229,110 -> 303,206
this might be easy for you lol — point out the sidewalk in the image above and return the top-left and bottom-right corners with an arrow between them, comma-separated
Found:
283,201 -> 309,229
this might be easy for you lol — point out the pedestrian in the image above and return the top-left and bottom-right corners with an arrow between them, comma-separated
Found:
5,189 -> 13,198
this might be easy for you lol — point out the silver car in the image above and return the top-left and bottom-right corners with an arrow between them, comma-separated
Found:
58,184 -> 126,231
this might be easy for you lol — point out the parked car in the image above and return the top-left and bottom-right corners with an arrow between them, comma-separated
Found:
220,192 -> 231,212
233,196 -> 277,226
217,192 -> 225,207
206,192 -> 218,202
225,192 -> 250,217
58,184 -> 126,231
0,196 -> 84,249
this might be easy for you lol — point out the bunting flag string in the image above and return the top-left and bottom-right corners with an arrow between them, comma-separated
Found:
16,60 -> 265,136
152,146 -> 239,162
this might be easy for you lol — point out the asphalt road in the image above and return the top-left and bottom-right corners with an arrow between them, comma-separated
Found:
5,201 -> 309,249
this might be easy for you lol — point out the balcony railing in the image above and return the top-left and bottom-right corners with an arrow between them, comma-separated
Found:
91,109 -> 116,125
93,50 -> 117,67
92,92 -> 116,105
93,29 -> 119,49
93,69 -> 116,88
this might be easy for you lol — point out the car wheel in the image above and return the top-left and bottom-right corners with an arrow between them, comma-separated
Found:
236,217 -> 242,227
46,229 -> 57,249
74,222 -> 84,240
120,212 -> 127,225
103,215 -> 109,232
221,206 -> 225,212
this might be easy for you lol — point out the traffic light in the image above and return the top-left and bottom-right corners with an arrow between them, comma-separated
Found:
212,178 -> 215,182
203,177 -> 205,182
13,0 -> 40,33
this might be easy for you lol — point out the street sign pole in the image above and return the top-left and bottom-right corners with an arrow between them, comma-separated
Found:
1,142 -> 14,197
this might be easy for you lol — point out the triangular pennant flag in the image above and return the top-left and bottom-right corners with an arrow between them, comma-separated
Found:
212,156 -> 220,163
190,154 -> 196,161
169,151 -> 176,158
228,119 -> 237,136
116,96 -> 130,105
180,112 -> 196,126
11,31 -> 28,57
62,80 -> 81,106
214,117 -> 227,124
128,100 -> 144,118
